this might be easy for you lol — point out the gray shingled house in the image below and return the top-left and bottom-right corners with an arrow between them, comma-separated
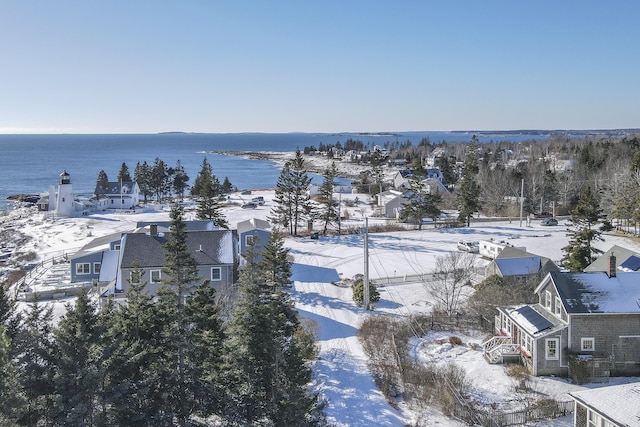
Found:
117,226 -> 238,295
484,266 -> 640,379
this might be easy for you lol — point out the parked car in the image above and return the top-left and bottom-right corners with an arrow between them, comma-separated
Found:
540,218 -> 558,226
241,202 -> 258,209
457,241 -> 479,253
240,190 -> 252,195
251,196 -> 265,205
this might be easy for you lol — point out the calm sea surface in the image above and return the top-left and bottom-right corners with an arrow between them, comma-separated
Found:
0,131 -> 548,210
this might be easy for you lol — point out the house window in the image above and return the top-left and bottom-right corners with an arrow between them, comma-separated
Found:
587,410 -> 613,427
581,337 -> 595,352
545,290 -> 552,310
211,267 -> 222,281
554,296 -> 562,317
245,234 -> 255,247
150,270 -> 162,284
111,199 -> 114,204
114,244 -> 121,250
129,271 -> 141,284
76,263 -> 90,274
93,262 -> 101,274
545,338 -> 559,360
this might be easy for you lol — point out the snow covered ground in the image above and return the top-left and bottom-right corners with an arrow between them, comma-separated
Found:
3,190 -> 640,426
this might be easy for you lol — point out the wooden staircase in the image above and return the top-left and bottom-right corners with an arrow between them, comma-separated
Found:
482,335 -> 521,364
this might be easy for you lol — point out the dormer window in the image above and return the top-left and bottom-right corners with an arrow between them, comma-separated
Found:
554,296 -> 562,317
545,290 -> 552,311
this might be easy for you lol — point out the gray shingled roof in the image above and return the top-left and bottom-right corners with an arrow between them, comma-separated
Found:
120,230 -> 235,268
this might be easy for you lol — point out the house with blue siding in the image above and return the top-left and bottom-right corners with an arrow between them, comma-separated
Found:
237,218 -> 271,263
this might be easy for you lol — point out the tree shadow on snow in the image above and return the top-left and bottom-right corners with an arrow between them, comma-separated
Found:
291,263 -> 341,283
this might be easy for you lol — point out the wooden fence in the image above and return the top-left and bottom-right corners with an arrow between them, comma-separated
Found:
455,399 -> 574,426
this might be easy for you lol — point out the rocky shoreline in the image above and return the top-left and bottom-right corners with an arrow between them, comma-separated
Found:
208,150 -> 370,180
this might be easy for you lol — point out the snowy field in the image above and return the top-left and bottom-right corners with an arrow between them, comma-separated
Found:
3,190 -> 640,426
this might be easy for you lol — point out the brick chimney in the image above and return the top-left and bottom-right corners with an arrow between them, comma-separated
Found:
150,223 -> 158,236
608,255 -> 616,278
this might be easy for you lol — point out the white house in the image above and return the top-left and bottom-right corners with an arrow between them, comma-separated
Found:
94,181 -> 140,210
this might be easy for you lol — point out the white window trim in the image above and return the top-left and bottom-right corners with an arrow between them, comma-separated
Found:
545,338 -> 559,360
93,262 -> 101,274
545,290 -> 552,310
76,263 -> 90,275
581,337 -> 595,352
150,269 -> 162,284
129,271 -> 141,284
245,234 -> 255,247
554,296 -> 562,316
211,267 -> 222,281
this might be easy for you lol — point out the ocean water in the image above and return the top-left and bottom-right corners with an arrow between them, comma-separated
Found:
0,131 -> 548,210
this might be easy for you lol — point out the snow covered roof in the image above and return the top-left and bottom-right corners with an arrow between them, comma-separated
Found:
120,230 -> 236,268
570,382 -> 640,426
551,271 -> 640,313
506,304 -> 562,337
237,218 -> 271,235
495,256 -> 541,276
99,250 -> 120,283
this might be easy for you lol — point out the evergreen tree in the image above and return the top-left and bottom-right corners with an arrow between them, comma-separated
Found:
150,157 -> 170,202
317,162 -> 339,235
0,325 -> 24,425
118,162 -> 132,182
270,150 -> 312,235
456,148 -> 482,226
51,288 -> 101,425
134,161 -> 153,203
15,298 -> 56,426
561,185 -> 604,271
399,175 -> 442,230
97,169 -> 109,190
196,173 -> 229,229
221,176 -> 234,194
191,157 -> 213,197
185,282 -> 225,417
223,236 -> 319,425
172,160 -> 190,201
369,146 -> 386,196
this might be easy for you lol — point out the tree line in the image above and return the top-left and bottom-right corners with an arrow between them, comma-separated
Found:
0,205 -> 324,426
96,158 -> 234,205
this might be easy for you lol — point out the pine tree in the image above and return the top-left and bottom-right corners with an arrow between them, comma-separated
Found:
51,288 -> 101,425
399,175 -> 442,230
191,157 -> 213,197
172,160 -> 190,201
318,162 -> 339,235
134,161 -> 153,203
118,162 -> 132,182
97,169 -> 109,190
457,148 -> 482,226
270,150 -> 312,236
223,234 -> 320,426
0,325 -> 25,424
185,282 -> 225,416
561,185 -> 604,271
196,173 -> 229,229
15,298 -> 56,426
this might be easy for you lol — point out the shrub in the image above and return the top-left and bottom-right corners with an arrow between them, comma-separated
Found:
449,336 -> 463,346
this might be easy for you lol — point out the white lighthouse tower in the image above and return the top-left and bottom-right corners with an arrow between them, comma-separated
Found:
55,170 -> 74,217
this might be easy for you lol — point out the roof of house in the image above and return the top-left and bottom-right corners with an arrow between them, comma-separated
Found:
501,303 -> 566,338
494,256 -> 541,276
492,246 -> 559,276
584,245 -> 640,272
237,218 -> 271,235
99,250 -> 120,283
94,181 -> 137,196
547,271 -> 640,314
71,232 -> 122,259
120,230 -> 236,269
570,382 -> 640,426
135,220 -> 217,232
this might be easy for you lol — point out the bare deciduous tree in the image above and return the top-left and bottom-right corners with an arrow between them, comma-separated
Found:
427,251 -> 476,316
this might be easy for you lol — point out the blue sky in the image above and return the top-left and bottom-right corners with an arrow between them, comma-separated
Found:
1,1 -> 638,133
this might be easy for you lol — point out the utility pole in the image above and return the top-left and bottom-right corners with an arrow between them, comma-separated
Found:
363,217 -> 370,310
